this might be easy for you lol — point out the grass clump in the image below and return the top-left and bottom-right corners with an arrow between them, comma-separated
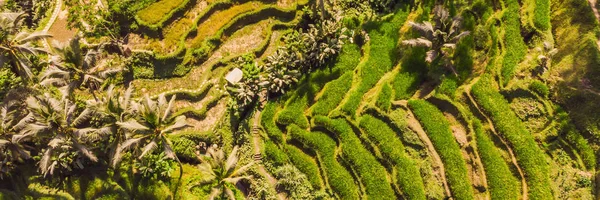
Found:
500,0 -> 527,85
261,102 -> 285,143
472,75 -> 553,200
188,2 -> 262,49
313,116 -> 396,199
529,80 -> 549,97
556,109 -> 596,170
375,83 -> 393,111
407,100 -> 474,200
287,125 -> 360,199
264,140 -> 289,167
284,144 -> 323,190
533,0 -> 551,31
137,0 -> 187,25
276,87 -> 311,129
310,44 -> 361,116
359,115 -> 426,200
311,72 -> 353,116
340,8 -> 409,117
473,120 -> 520,200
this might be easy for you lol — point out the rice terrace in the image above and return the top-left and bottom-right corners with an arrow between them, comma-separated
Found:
1,0 -> 600,199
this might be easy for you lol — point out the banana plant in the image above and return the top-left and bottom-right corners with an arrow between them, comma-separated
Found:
402,5 -> 470,75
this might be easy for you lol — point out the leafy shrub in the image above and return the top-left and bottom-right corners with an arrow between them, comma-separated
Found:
407,100 -> 474,200
359,115 -> 426,200
500,0 -> 527,85
287,125 -> 359,199
473,120 -> 519,200
529,80 -> 549,97
171,137 -> 197,162
284,144 -> 323,190
134,153 -> 175,179
274,164 -> 330,200
375,84 -> 393,111
472,75 -> 552,199
340,9 -> 409,116
313,116 -> 396,199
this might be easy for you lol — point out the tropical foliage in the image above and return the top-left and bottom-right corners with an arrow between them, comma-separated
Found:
402,5 -> 470,75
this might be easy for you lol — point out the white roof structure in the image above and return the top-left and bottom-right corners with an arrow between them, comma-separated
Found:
225,68 -> 244,84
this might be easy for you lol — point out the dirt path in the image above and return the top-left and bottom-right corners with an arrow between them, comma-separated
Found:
42,0 -> 63,51
393,100 -> 453,198
587,0 -> 600,48
463,78 -> 528,200
252,110 -> 287,200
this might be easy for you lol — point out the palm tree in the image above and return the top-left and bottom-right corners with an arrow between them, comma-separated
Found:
194,145 -> 254,200
40,36 -> 121,99
87,84 -> 135,168
15,93 -> 101,176
113,94 -> 188,178
402,5 -> 470,75
0,101 -> 31,178
0,12 -> 51,82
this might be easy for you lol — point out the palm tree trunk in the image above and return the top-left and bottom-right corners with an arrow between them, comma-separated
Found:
319,0 -> 327,20
173,156 -> 184,199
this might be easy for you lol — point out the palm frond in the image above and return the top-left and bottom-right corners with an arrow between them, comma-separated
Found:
117,119 -> 149,132
425,50 -> 438,63
162,95 -> 176,122
450,31 -> 470,43
138,138 -> 158,159
401,38 -> 432,48
225,146 -> 239,173
72,140 -> 98,162
162,137 -> 176,160
15,32 -> 52,44
162,116 -> 188,134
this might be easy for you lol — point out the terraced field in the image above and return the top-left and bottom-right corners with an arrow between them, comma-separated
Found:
2,0 -> 599,198
125,0 -> 597,198
252,0 -> 598,199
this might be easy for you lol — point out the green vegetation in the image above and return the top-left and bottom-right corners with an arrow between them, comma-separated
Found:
529,80 -> 549,97
408,100 -> 474,200
284,144 -> 323,190
375,83 -> 393,111
473,120 -> 520,200
261,102 -> 285,143
287,125 -> 360,199
472,75 -> 553,199
2,0 -> 598,198
533,0 -> 551,31
340,8 -> 408,117
136,0 -> 188,25
314,116 -> 397,199
359,115 -> 426,200
500,0 -> 527,85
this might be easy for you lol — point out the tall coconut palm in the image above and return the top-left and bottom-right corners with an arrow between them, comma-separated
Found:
402,5 -> 470,75
0,101 -> 31,178
87,84 -> 135,168
194,145 -> 254,200
15,93 -> 101,176
40,37 -> 121,99
114,94 -> 188,178
0,12 -> 51,82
